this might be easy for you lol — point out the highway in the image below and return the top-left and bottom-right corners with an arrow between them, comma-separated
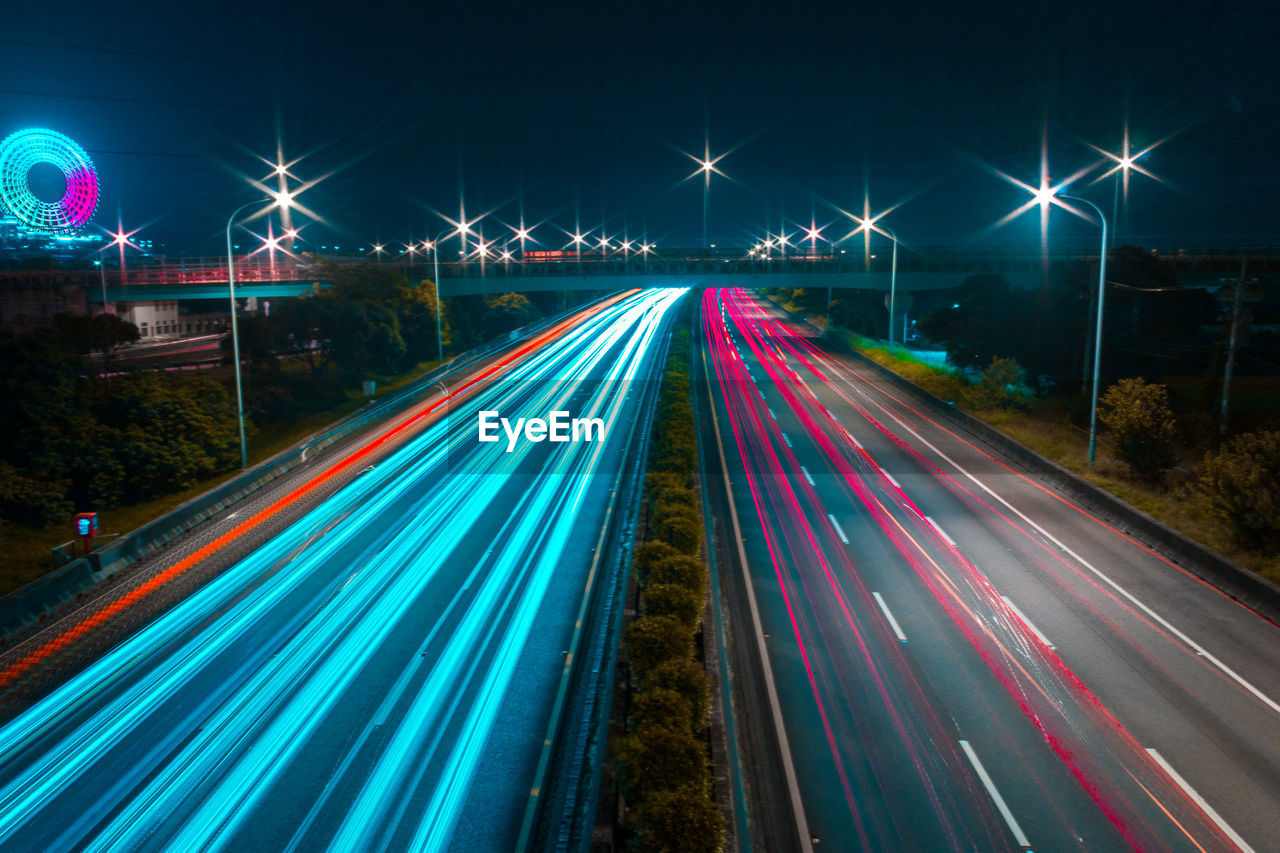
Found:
700,287 -> 1280,852
0,287 -> 685,852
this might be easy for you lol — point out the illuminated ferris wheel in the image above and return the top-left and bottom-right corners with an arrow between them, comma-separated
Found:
0,128 -> 100,234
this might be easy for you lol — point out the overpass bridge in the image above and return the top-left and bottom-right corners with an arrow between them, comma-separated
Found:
34,246 -> 1279,305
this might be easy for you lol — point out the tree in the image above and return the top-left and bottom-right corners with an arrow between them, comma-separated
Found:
652,509 -> 701,554
478,292 -> 535,340
626,615 -> 692,672
632,687 -> 694,734
1197,431 -> 1280,549
648,555 -> 706,590
828,289 -> 888,337
275,296 -> 342,380
647,657 -> 710,731
51,312 -> 140,390
966,357 -> 1025,410
644,582 -> 704,628
617,727 -> 707,803
915,273 -> 1086,387
633,541 -> 681,587
633,783 -> 724,853
1097,378 -> 1178,477
0,461 -> 72,526
221,314 -> 281,369
91,373 -> 240,505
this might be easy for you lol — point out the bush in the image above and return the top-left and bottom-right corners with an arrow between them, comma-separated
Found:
617,728 -> 707,800
650,495 -> 697,536
634,541 -> 681,587
966,357 -> 1025,410
632,687 -> 694,734
648,657 -> 710,731
1098,378 -> 1178,478
649,555 -> 707,590
1198,430 -> 1280,549
634,783 -> 724,853
626,615 -> 692,672
0,462 -> 72,527
644,582 -> 704,628
653,510 -> 702,554
646,471 -> 691,505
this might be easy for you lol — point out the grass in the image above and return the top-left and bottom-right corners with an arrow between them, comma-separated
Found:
844,336 -> 1280,584
0,357 -> 443,598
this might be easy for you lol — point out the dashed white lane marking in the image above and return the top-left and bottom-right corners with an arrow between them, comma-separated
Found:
959,739 -> 1031,849
924,515 -> 957,546
835,366 -> 1280,718
1145,748 -> 1254,853
872,592 -> 908,643
801,466 -> 815,486
827,513 -> 849,544
1000,595 -> 1055,650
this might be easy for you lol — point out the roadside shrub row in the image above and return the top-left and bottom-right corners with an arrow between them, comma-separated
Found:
618,325 -> 724,852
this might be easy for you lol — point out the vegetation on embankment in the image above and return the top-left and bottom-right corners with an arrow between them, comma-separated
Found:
0,262 -> 590,596
615,321 -> 724,852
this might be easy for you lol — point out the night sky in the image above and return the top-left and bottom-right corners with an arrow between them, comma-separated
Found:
3,0 -> 1277,254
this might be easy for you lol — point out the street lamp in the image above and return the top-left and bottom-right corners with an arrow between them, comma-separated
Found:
1060,194 -> 1109,465
226,188 -> 294,469
425,221 -> 468,363
842,212 -> 900,349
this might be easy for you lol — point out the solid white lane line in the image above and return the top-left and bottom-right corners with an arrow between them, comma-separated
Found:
702,341 -> 814,853
1001,595 -> 1055,650
827,514 -> 849,544
782,433 -> 793,448
837,367 -> 1280,718
924,515 -> 957,546
872,592 -> 908,643
1145,748 -> 1255,853
801,466 -> 815,486
958,739 -> 1031,849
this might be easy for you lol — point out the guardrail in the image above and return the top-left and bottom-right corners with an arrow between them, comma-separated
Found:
0,302 -> 605,639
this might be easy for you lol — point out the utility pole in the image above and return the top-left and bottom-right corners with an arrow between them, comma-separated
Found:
1220,258 -> 1248,436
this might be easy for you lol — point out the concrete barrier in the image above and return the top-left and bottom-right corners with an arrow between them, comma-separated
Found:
0,301 -> 606,639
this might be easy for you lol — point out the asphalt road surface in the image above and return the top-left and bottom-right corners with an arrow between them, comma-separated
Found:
700,287 -> 1280,852
0,288 -> 685,852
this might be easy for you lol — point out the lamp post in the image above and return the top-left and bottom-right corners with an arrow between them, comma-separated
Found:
1061,194 -> 1109,465
843,219 -> 899,349
226,191 -> 292,469
426,225 -> 461,363
882,225 -> 899,353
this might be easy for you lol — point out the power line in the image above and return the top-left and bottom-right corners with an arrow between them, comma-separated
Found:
0,88 -> 255,111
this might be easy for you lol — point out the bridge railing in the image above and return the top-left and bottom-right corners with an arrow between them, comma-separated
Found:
75,243 -> 1280,289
